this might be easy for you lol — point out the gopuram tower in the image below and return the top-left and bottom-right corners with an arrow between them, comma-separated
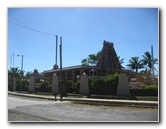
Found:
97,40 -> 121,70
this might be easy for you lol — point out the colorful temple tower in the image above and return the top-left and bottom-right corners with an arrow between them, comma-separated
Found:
97,40 -> 121,70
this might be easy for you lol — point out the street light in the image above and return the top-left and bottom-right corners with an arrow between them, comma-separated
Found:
17,55 -> 23,91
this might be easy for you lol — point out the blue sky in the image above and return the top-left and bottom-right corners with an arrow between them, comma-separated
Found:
8,8 -> 158,73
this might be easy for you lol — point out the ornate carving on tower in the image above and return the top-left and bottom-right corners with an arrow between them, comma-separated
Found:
97,40 -> 121,70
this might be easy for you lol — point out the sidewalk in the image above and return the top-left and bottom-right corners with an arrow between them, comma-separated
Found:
8,91 -> 158,108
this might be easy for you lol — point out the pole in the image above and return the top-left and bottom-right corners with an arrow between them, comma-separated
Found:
54,35 -> 58,101
13,52 -> 14,67
21,55 -> 23,74
10,54 -> 12,69
151,45 -> 155,84
17,55 -> 23,91
59,37 -> 63,101
55,35 -> 58,66
21,55 -> 23,91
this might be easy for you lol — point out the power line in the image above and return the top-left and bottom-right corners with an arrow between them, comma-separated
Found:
9,17 -> 56,36
9,21 -> 55,36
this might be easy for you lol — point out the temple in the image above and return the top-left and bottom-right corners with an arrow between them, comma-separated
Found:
97,41 -> 121,69
42,40 -> 131,82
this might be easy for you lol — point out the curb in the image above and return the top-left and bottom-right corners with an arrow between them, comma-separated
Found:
8,92 -> 158,108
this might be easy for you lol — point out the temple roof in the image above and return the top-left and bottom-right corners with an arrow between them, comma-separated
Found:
42,65 -> 100,74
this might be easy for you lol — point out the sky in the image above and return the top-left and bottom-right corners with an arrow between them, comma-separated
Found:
8,8 -> 158,73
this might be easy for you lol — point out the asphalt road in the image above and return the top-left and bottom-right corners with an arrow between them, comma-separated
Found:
8,95 -> 158,122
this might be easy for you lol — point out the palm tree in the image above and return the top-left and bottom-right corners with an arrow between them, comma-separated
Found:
142,51 -> 158,73
126,56 -> 144,73
118,56 -> 124,69
8,67 -> 20,78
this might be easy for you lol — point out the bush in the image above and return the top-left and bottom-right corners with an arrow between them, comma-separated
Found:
67,80 -> 79,93
141,84 -> 158,90
39,81 -> 51,92
89,73 -> 119,95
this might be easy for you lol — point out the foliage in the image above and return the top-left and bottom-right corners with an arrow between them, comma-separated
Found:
81,51 -> 101,66
67,80 -> 80,93
8,67 -> 20,78
89,73 -> 119,95
126,56 -> 144,73
141,84 -> 158,90
81,58 -> 89,66
88,54 -> 99,66
39,81 -> 51,92
118,56 -> 124,69
25,71 -> 33,77
142,51 -> 158,73
67,73 -> 119,95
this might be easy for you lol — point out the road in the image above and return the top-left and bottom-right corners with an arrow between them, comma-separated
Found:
8,95 -> 158,122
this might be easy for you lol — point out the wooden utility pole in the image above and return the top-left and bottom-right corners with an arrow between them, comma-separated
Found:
13,52 -> 14,67
55,35 -> 58,66
59,37 -> 63,101
10,54 -> 12,69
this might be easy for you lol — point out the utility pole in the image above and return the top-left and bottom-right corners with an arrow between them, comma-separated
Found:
54,35 -> 58,101
10,54 -> 12,69
59,37 -> 63,101
151,45 -> 155,84
55,35 -> 58,66
13,52 -> 14,67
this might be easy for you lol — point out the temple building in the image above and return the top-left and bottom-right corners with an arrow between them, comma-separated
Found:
42,40 -> 131,82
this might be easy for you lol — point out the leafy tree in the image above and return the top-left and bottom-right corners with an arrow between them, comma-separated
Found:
142,51 -> 158,73
126,56 -> 144,73
81,58 -> 89,66
25,71 -> 33,77
81,51 -> 101,66
88,54 -> 98,66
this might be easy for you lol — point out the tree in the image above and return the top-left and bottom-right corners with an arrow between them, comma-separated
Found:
8,67 -> 20,78
25,71 -> 33,77
118,56 -> 124,69
88,54 -> 98,66
126,56 -> 144,73
81,51 -> 101,66
81,58 -> 89,66
139,68 -> 151,75
142,51 -> 158,73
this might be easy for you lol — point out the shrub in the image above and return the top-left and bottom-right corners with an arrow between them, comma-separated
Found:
67,80 -> 79,93
89,73 -> 119,95
39,81 -> 51,92
141,84 -> 158,90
